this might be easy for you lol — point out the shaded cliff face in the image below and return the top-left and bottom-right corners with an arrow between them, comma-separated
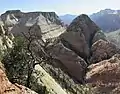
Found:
60,14 -> 105,61
67,14 -> 100,47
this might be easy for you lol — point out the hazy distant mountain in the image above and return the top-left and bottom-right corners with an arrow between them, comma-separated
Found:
105,29 -> 120,48
59,14 -> 77,25
90,9 -> 120,32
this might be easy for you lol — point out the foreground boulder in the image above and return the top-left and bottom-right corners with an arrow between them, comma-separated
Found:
86,54 -> 120,94
47,43 -> 87,83
90,39 -> 120,63
0,62 -> 37,94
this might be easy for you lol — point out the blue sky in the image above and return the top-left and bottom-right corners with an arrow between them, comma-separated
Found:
1,0 -> 120,15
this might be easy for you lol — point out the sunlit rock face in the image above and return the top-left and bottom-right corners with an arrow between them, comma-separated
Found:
0,21 -> 14,53
1,10 -> 66,42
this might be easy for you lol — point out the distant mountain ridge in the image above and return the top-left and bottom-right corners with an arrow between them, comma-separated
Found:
59,14 -> 77,25
60,9 -> 120,32
90,9 -> 120,32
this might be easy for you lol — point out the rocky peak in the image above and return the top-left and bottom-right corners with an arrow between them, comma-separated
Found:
67,14 -> 100,47
61,14 -> 103,61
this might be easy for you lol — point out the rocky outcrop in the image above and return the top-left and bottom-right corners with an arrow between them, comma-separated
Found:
67,14 -> 100,47
60,14 -> 103,61
0,62 -> 37,94
90,39 -> 120,63
31,64 -> 67,94
86,54 -> 120,94
47,43 -> 87,83
0,22 -> 13,58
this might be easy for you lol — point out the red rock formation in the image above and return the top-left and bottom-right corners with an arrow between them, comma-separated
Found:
86,54 -> 120,94
90,39 -> 120,63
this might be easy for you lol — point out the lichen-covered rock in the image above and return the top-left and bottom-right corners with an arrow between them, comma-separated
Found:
90,39 -> 120,63
47,43 -> 87,83
0,62 -> 37,94
86,54 -> 120,94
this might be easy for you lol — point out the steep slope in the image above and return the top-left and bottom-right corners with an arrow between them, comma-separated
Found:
90,9 -> 120,32
60,14 -> 104,61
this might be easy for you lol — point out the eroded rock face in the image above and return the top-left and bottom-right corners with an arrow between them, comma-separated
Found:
90,39 -> 120,63
67,14 -> 100,47
47,43 -> 87,83
61,14 -> 102,61
0,62 -> 37,94
86,54 -> 120,94
1,10 -> 66,43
